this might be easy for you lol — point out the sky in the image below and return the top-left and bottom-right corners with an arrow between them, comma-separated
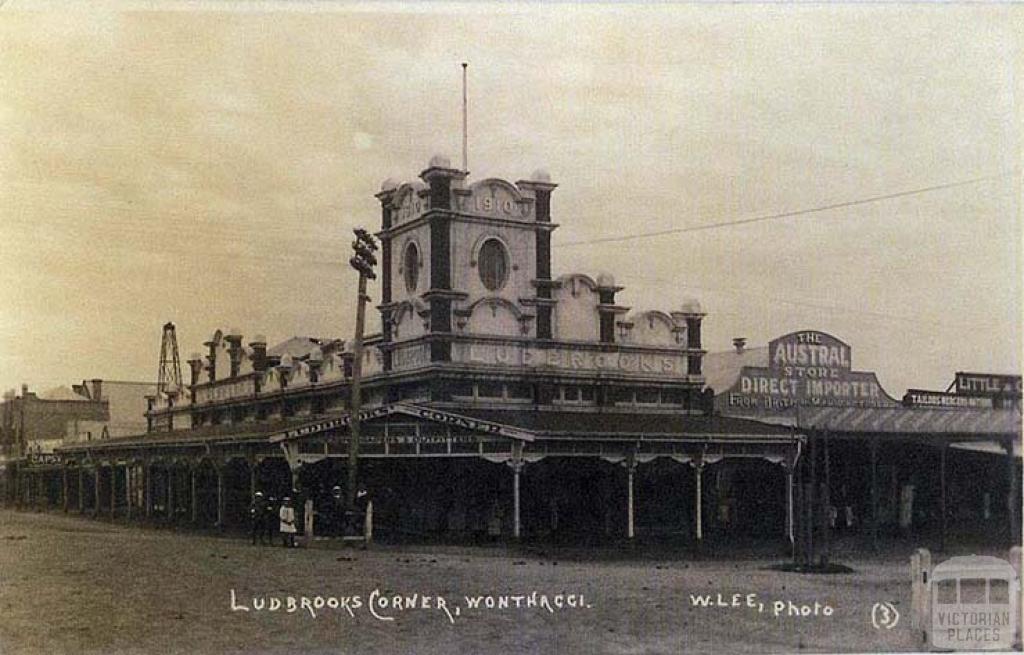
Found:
0,1 -> 1020,398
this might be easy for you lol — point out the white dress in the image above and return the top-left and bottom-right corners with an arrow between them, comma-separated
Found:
279,506 -> 297,534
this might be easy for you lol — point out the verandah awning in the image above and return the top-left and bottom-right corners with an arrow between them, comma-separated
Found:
52,403 -> 803,460
794,406 -> 1021,437
269,403 -> 800,444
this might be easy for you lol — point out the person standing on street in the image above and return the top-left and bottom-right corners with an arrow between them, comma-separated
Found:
330,485 -> 345,537
264,496 -> 278,545
249,492 -> 266,545
279,497 -> 297,548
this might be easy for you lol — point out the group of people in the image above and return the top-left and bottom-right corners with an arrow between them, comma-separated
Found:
249,492 -> 298,547
248,485 -> 371,547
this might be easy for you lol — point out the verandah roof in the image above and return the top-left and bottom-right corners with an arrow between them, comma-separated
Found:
55,403 -> 801,456
793,406 -> 1021,437
56,413 -> 342,452
446,407 -> 798,441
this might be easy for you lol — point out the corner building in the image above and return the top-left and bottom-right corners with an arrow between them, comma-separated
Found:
374,155 -> 705,409
47,156 -> 800,544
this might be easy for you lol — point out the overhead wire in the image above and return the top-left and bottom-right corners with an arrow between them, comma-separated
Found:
2,170 -> 1016,328
551,171 -> 1017,329
556,172 -> 1015,248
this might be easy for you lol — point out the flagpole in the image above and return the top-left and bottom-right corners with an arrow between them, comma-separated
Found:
461,62 -> 468,172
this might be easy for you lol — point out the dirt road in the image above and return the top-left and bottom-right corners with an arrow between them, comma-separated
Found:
0,510 -> 927,654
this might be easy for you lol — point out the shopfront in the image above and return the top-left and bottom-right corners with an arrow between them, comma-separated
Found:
708,329 -> 1021,552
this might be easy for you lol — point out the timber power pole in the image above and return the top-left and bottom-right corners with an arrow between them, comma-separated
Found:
347,228 -> 378,531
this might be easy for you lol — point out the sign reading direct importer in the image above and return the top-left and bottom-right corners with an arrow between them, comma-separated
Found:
718,330 -> 899,416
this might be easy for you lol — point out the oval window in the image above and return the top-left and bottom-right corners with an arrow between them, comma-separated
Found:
403,242 -> 419,292
478,238 -> 508,291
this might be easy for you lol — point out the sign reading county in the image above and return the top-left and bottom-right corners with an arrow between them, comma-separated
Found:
718,330 -> 899,417
270,404 -> 533,443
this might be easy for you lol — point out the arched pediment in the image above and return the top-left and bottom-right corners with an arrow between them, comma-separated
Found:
556,273 -> 599,296
462,178 -> 533,220
391,181 -> 427,206
464,296 -> 527,321
552,276 -> 601,341
390,299 -> 430,341
261,367 -> 284,393
630,310 -> 675,330
237,347 -> 255,376
459,296 -> 533,337
469,178 -> 524,201
206,329 -> 224,346
387,298 -> 428,335
391,298 -> 429,325
622,310 -> 681,346
213,337 -> 232,381
288,361 -> 313,388
390,182 -> 430,224
319,353 -> 345,382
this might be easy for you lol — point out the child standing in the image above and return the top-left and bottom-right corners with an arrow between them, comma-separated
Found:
279,497 -> 297,548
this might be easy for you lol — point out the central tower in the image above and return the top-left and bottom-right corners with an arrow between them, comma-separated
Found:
375,156 -> 558,371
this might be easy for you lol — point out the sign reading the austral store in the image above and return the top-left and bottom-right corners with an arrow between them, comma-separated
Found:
718,330 -> 899,417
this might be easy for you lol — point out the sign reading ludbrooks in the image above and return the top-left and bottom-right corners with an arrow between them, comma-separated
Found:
718,330 -> 899,418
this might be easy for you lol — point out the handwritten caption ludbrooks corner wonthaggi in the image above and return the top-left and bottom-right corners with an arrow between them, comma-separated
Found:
231,589 -> 592,624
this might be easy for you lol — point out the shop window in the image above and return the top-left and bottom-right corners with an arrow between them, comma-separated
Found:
613,388 -> 634,405
507,383 -> 533,400
636,388 -> 660,404
478,382 -> 503,398
450,381 -> 474,398
478,239 -> 509,291
662,389 -> 684,405
403,242 -> 419,293
555,385 -> 595,405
